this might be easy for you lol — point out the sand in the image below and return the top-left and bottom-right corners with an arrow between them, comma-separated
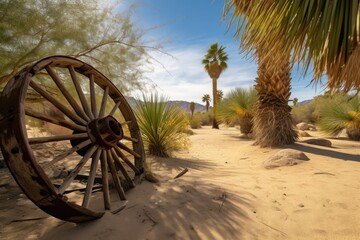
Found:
1,126 -> 359,239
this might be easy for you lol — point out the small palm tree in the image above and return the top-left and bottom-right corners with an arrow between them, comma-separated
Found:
134,93 -> 189,157
318,94 -> 360,141
293,98 -> 298,107
202,43 -> 228,129
189,101 -> 195,117
202,94 -> 211,112
217,87 -> 256,135
217,90 -> 224,102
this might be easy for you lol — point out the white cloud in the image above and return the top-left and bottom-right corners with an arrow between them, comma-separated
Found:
132,44 -> 257,103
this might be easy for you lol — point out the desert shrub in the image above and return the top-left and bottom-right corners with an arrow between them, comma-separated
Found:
291,96 -> 329,124
217,87 -> 256,134
135,93 -> 189,157
189,114 -> 202,129
317,94 -> 360,140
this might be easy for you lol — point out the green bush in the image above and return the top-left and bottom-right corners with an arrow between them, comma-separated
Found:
135,93 -> 189,157
189,114 -> 202,129
317,94 -> 360,140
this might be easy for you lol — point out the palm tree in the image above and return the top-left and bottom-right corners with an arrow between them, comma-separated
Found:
224,0 -> 360,93
189,101 -> 195,117
217,90 -> 224,102
217,87 -> 256,135
293,98 -> 298,107
202,43 -> 228,129
202,94 -> 211,112
223,1 -> 297,147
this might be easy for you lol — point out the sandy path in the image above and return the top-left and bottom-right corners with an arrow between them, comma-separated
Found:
1,126 -> 360,239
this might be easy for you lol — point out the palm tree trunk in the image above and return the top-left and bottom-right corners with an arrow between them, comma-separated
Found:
212,77 -> 219,129
253,49 -> 297,147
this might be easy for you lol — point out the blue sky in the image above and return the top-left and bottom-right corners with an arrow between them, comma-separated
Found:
129,0 -> 326,103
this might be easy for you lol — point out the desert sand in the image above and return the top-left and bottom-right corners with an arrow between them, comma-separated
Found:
1,126 -> 360,240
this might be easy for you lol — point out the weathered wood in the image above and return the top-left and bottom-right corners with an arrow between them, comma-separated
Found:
117,142 -> 141,158
109,101 -> 121,116
100,150 -> 111,210
122,135 -> 139,143
43,139 -> 92,168
25,108 -> 86,132
29,133 -> 88,144
110,149 -> 135,188
82,148 -> 101,208
58,145 -> 97,194
68,65 -> 94,120
174,168 -> 189,179
106,150 -> 126,200
98,86 -> 109,118
45,65 -> 90,122
114,145 -> 140,174
29,79 -> 87,126
90,74 -> 98,118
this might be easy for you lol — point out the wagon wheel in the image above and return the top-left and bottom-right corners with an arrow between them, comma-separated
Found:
0,56 -> 145,223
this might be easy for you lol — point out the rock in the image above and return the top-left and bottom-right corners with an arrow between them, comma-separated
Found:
297,122 -> 309,130
308,124 -> 317,131
303,138 -> 332,147
263,149 -> 310,169
298,130 -> 311,137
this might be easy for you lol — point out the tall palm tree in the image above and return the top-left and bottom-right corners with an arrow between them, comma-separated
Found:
189,101 -> 195,117
224,1 -> 297,147
224,0 -> 360,93
202,43 -> 228,129
202,94 -> 211,112
217,90 -> 224,102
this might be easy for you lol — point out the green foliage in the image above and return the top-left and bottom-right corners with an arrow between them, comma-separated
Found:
135,93 -> 189,157
291,95 -> 328,124
189,114 -> 202,129
189,101 -> 195,116
202,94 -> 211,112
217,88 -> 256,132
317,94 -> 360,140
0,0 -> 151,92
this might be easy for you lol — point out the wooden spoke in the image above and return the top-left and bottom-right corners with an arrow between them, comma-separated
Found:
43,139 -> 92,168
110,149 -> 134,188
114,145 -> 140,174
29,80 -> 87,126
68,66 -> 94,120
116,142 -> 141,158
109,101 -> 121,116
82,148 -> 101,208
29,132 -> 88,144
122,135 -> 139,143
58,145 -> 97,194
100,150 -> 111,210
89,74 -> 98,118
120,121 -> 132,126
45,66 -> 90,122
106,150 -> 126,200
25,108 -> 86,132
98,86 -> 109,118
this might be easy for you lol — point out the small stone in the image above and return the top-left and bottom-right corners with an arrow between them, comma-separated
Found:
298,203 -> 304,208
263,149 -> 310,168
297,122 -> 309,130
298,130 -> 311,137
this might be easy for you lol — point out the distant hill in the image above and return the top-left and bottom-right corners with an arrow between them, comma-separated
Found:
297,99 -> 312,106
125,97 -> 207,113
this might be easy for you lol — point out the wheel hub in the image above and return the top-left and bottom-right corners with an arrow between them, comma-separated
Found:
88,115 -> 124,148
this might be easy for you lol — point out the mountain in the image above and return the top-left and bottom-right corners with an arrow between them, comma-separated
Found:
125,97 -> 207,113
297,99 -> 312,106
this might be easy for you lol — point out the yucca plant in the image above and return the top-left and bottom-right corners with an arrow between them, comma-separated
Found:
218,87 -> 256,135
318,95 -> 360,141
134,93 -> 189,157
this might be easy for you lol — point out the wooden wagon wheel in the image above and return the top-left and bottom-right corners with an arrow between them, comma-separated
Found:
0,56 -> 145,223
